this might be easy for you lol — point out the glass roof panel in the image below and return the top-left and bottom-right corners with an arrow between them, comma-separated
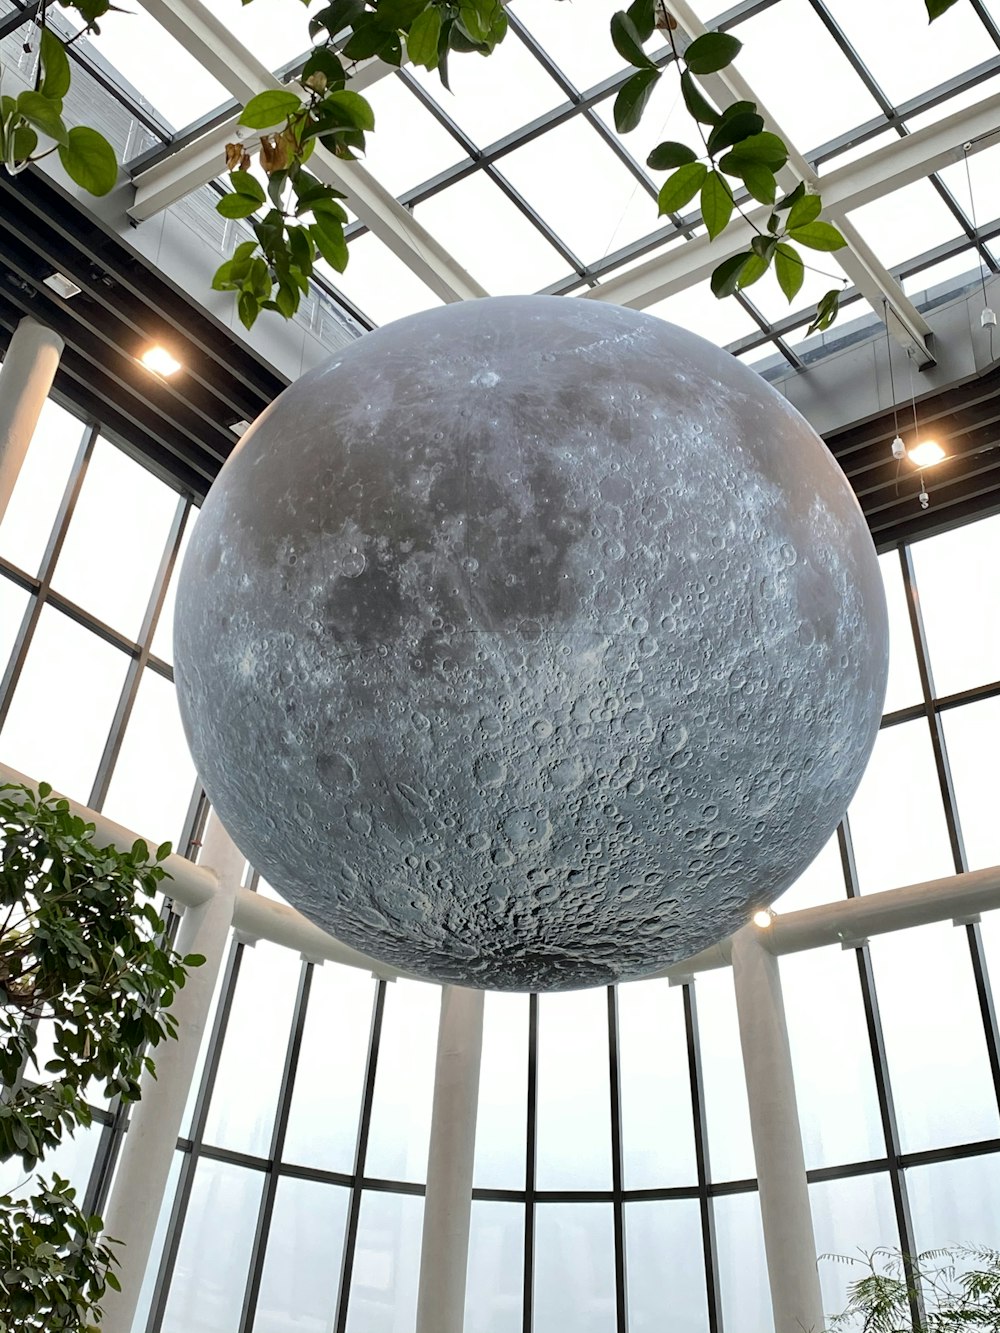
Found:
729,0 -> 885,155
823,0 -> 998,107
643,280 -> 762,346
333,233 -> 444,326
208,0 -> 312,69
937,141 -> 1000,229
406,30 -> 565,147
415,172 -> 573,293
902,248 -> 988,302
60,8 -> 228,129
360,77 -> 468,197
592,63 -> 704,171
509,0 -> 657,93
738,254 -> 850,327
498,118 -> 660,264
846,178 -> 963,271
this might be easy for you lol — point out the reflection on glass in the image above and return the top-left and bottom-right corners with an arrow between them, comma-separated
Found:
364,980 -> 440,1182
52,437 -> 179,640
473,991 -> 528,1190
131,1152 -> 182,1333
694,969 -> 755,1182
101,668 -> 197,849
810,1174 -> 899,1320
0,605 -> 130,802
781,946 -> 884,1170
534,1203 -> 616,1333
911,514 -> 1000,697
346,1191 -> 423,1333
465,1201 -> 523,1333
878,551 -> 922,714
202,942 -> 302,1158
160,1158 -> 263,1333
907,1153 -> 1000,1251
536,987 -> 613,1190
713,1191 -> 772,1333
283,962 -> 376,1175
869,922 -> 1000,1153
0,398 -> 82,576
617,979 -> 697,1189
624,1198 -> 708,1333
253,1176 -> 349,1333
847,720 -> 954,894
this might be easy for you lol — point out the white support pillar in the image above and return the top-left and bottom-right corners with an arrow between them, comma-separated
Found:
99,813 -> 243,1333
415,985 -> 485,1333
730,926 -> 825,1333
0,318 -> 63,525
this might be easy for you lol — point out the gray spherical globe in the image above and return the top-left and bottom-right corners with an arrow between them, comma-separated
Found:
174,295 -> 887,991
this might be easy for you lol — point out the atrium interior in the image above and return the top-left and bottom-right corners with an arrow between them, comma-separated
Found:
2,1 -> 1000,1331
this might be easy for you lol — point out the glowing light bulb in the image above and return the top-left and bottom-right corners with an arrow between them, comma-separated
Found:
140,346 -> 182,377
752,908 -> 774,928
908,440 -> 945,467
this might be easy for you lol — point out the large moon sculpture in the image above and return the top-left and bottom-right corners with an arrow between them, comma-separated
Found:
174,295 -> 887,991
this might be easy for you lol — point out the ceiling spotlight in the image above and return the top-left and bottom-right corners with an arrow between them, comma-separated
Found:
908,440 -> 945,468
230,419 -> 252,437
140,345 -> 182,377
752,908 -> 775,928
42,271 -> 81,299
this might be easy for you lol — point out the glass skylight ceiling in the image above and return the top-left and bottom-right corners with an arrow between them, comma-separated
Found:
8,0 -> 1000,372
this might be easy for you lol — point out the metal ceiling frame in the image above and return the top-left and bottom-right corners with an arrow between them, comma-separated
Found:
133,0 -> 487,304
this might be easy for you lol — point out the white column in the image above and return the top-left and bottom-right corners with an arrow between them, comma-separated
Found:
0,317 -> 63,524
730,926 -> 825,1333
99,813 -> 243,1333
415,985 -> 485,1333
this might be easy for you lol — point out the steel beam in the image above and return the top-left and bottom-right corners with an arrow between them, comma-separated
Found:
133,0 -> 487,302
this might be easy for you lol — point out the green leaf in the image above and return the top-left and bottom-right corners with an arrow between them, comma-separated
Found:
238,89 -> 302,130
680,70 -> 718,126
683,30 -> 742,75
57,126 -> 117,195
11,125 -> 38,163
739,161 -> 776,205
311,215 -> 349,271
407,5 -> 443,67
610,10 -> 656,69
626,0 -> 656,42
238,290 -> 259,328
657,161 -> 708,216
646,140 -> 697,171
724,130 -> 787,168
701,170 -> 733,240
229,169 -> 266,203
775,242 -> 805,302
776,181 -> 806,211
16,91 -> 68,145
786,191 -> 822,230
807,287 -> 842,335
707,110 -> 764,156
39,28 -> 71,100
925,0 -> 960,15
216,192 -> 261,219
737,251 -> 770,288
322,89 -> 375,132
787,220 -> 847,252
711,251 -> 749,298
613,67 -> 660,134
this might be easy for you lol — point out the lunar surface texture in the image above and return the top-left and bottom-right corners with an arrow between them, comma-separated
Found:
174,295 -> 888,991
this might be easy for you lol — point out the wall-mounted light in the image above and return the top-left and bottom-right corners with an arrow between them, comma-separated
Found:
752,908 -> 775,929
908,440 -> 946,468
140,345 -> 182,377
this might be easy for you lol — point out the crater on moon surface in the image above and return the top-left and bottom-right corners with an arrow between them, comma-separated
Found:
174,295 -> 888,991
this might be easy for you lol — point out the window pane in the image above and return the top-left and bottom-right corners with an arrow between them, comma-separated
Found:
253,1176 -> 349,1333
346,1191 -> 423,1333
160,1158 -> 263,1333
782,946 -> 884,1170
811,1174 -> 899,1321
473,991 -> 528,1190
536,987 -> 612,1190
0,605 -> 129,802
0,575 -> 29,680
695,968 -> 755,1183
944,697 -> 1000,872
150,510 -> 195,664
101,668 -> 197,849
202,941 -> 301,1158
617,978 -> 697,1189
879,552 -> 922,714
773,833 -> 846,913
907,1152 -> 1000,1251
911,515 -> 1000,696
625,1199 -> 708,1333
131,1152 -> 183,1333
869,922 -> 1000,1153
847,720 -> 955,894
465,1201 -> 524,1333
534,1203 -> 616,1333
282,962 -> 376,1175
51,437 -> 178,639
713,1191 -> 772,1333
364,979 -> 440,1182
0,398 -> 82,576
0,1118 -> 101,1199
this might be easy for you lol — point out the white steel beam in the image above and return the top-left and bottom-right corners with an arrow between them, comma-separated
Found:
596,0 -> 939,366
134,0 -> 487,303
129,55 -> 395,223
